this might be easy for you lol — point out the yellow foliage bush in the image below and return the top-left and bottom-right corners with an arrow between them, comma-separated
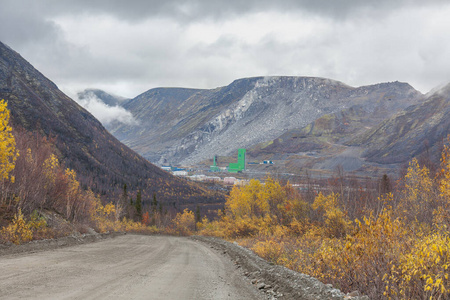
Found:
197,216 -> 224,237
204,165 -> 450,299
385,231 -> 450,299
252,239 -> 285,263
312,192 -> 352,238
224,216 -> 260,238
226,179 -> 269,218
89,197 -> 119,233
120,217 -> 159,234
0,209 -> 33,244
309,202 -> 410,294
287,218 -> 308,236
172,208 -> 195,235
28,210 -> 53,240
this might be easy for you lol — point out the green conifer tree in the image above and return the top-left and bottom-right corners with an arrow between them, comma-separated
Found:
151,193 -> 158,213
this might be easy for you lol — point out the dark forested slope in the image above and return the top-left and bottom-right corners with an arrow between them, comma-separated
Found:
0,41 -> 214,204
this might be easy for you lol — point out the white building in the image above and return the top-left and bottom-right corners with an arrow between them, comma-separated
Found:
224,177 -> 237,185
173,171 -> 188,177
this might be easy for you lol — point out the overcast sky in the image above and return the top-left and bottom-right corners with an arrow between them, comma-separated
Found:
1,0 -> 450,100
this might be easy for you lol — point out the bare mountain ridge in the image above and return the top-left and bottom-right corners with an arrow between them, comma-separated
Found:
0,41 -> 212,204
350,83 -> 450,164
109,77 -> 262,163
246,81 -> 427,174
251,81 -> 423,154
108,76 -> 423,167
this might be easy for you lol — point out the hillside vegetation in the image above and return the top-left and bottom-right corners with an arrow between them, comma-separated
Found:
195,147 -> 450,299
0,98 -> 212,240
0,100 -> 143,235
0,41 -> 220,208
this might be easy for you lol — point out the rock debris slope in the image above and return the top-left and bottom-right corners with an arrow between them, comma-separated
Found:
108,76 -> 422,166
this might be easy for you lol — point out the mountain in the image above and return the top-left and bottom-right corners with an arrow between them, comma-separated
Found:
109,78 -> 264,163
77,89 -> 130,107
108,77 -> 423,170
350,83 -> 450,164
0,41 -> 213,205
247,81 -> 424,172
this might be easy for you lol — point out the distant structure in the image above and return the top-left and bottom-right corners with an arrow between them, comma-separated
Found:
224,177 -> 237,185
173,170 -> 188,177
228,148 -> 246,173
210,155 -> 220,172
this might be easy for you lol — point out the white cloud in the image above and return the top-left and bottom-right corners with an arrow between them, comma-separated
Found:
74,93 -> 138,126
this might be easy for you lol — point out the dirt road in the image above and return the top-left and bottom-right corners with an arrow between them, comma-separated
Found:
0,235 -> 264,300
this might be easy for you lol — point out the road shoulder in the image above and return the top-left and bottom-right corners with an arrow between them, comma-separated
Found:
192,236 -> 369,300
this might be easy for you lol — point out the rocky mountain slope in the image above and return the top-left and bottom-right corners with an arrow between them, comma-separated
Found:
109,78 -> 263,163
0,41 -> 212,204
108,76 -> 423,169
248,81 -> 424,172
350,84 -> 450,164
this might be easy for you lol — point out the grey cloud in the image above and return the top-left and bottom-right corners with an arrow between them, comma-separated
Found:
5,0 -> 449,23
0,2 -> 61,48
60,0 -> 450,22
1,0 -> 450,99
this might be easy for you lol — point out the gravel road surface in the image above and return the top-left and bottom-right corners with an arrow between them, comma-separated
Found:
0,235 -> 264,300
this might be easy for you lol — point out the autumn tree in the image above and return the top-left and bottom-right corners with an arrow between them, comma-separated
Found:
114,183 -> 128,221
312,192 -> 351,238
226,179 -> 269,219
64,168 -> 81,221
400,158 -> 437,224
435,142 -> 450,228
41,153 -> 60,209
7,130 -> 56,214
0,209 -> 32,244
142,211 -> 150,226
0,100 -> 17,183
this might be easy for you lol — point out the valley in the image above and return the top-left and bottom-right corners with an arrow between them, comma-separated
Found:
1,39 -> 450,300
92,76 -> 439,182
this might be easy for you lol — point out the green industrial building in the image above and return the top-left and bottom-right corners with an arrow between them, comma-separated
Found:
210,155 -> 220,172
228,148 -> 246,173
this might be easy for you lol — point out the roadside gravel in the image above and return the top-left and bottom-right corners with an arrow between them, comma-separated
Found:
192,236 -> 370,300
